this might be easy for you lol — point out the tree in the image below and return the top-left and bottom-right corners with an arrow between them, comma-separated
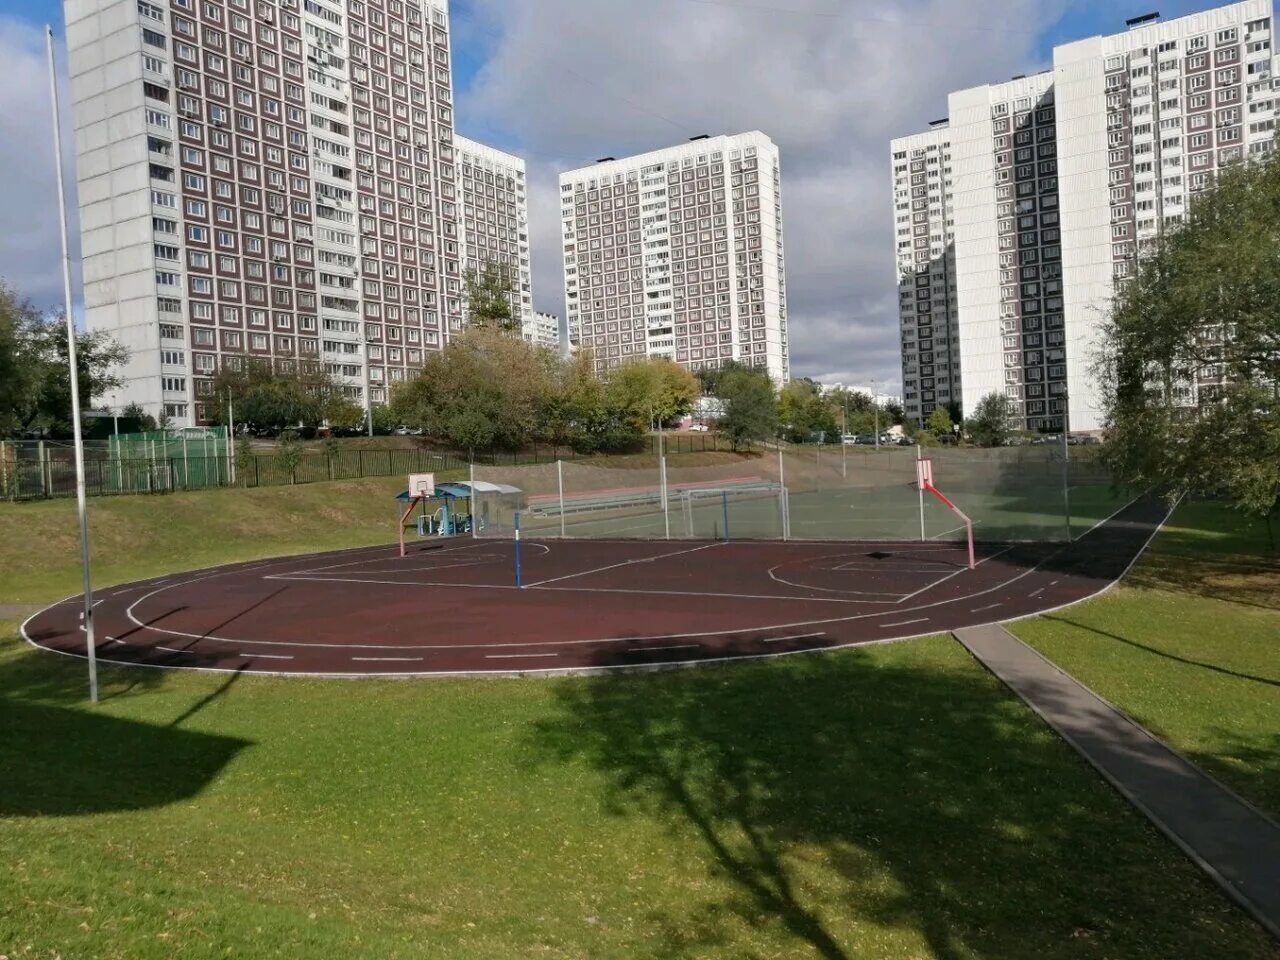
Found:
391,328 -> 556,454
777,379 -> 838,443
463,260 -> 518,333
926,406 -> 954,439
0,281 -> 128,439
206,364 -> 352,435
120,401 -> 157,433
1100,148 -> 1280,522
604,358 -> 698,431
717,367 -> 777,451
966,392 -> 1019,448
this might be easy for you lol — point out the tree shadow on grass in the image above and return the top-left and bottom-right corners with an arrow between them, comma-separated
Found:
0,633 -> 250,818
530,645 -> 1275,960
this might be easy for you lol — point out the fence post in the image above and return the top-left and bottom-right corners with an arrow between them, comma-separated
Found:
182,434 -> 189,489
469,462 -> 477,540
358,449 -> 365,478
0,439 -> 7,500
660,453 -> 670,540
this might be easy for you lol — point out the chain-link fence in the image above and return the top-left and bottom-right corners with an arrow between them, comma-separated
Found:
471,444 -> 1130,544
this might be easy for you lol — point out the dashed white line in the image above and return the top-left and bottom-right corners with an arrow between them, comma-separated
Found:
1050,580 -> 1060,586
971,603 -> 1003,614
155,645 -> 189,654
630,644 -> 700,653
351,656 -> 424,663
761,632 -> 827,644
485,653 -> 560,660
239,653 -> 294,660
880,618 -> 929,628
1029,588 -> 1045,598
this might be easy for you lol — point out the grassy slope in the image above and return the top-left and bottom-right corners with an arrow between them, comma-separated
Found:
0,478 -> 413,604
1013,501 -> 1280,818
2,631 -> 1275,960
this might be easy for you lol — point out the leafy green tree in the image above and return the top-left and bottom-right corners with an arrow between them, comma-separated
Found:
717,367 -> 777,451
391,328 -> 556,455
926,406 -> 954,439
274,431 -> 305,484
778,379 -> 838,443
371,404 -> 398,435
966,392 -> 1019,448
604,358 -> 698,431
206,364 -> 351,434
120,401 -> 157,433
694,359 -> 758,396
463,260 -> 518,334
0,282 -> 128,438
1099,148 -> 1280,521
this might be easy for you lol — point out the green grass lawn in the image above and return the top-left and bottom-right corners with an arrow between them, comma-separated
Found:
1013,501 -> 1280,819
0,477 -> 428,604
3,629 -> 1276,960
2,484 -> 1278,957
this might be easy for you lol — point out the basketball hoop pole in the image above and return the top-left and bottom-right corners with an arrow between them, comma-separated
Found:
514,512 -> 523,588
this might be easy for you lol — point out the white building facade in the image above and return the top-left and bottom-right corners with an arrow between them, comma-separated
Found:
893,0 -> 1279,433
1055,1 -> 1277,423
889,123 -> 959,426
454,135 -> 533,339
64,0 -> 531,427
560,132 -> 790,381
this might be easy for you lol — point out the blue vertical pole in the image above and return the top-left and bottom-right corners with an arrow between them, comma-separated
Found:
722,490 -> 730,543
514,511 -> 523,588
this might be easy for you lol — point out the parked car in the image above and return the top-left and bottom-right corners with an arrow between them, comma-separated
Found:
688,423 -> 709,432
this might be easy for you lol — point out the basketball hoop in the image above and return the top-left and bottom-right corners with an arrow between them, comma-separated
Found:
409,472 -> 435,498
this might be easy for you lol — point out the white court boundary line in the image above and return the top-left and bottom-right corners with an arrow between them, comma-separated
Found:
19,497 -> 1163,678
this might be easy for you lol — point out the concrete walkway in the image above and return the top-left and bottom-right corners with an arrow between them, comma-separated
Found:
955,623 -> 1280,941
0,603 -> 41,622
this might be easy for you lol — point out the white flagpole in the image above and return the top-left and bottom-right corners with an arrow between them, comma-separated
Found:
47,26 -> 98,703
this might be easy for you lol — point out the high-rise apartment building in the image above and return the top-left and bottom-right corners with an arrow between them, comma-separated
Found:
531,310 -> 560,349
1055,0 -> 1276,422
455,135 -> 533,339
892,0 -> 1278,432
949,72 -> 1067,434
888,122 -> 960,426
560,132 -> 790,381
64,0 -> 529,427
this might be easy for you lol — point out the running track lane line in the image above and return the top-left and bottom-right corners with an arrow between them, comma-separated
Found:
520,541 -> 725,588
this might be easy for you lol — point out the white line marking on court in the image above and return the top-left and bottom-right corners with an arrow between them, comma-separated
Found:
240,653 -> 293,660
879,618 -> 929,628
351,656 -> 424,663
1050,580 -> 1060,586
761,632 -> 827,644
971,603 -> 1003,614
1028,588 -> 1045,598
894,544 -> 1016,604
529,584 -> 899,604
522,541 -> 724,588
155,645 -> 188,654
285,539 -> 492,575
485,653 -> 560,660
631,644 -> 700,653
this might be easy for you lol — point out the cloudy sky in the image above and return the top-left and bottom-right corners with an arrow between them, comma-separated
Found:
0,0 -> 1231,392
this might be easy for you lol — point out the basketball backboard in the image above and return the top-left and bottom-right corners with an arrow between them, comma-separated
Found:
408,473 -> 435,498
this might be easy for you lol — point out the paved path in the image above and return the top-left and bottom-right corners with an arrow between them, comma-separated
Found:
955,623 -> 1280,941
0,604 -> 41,622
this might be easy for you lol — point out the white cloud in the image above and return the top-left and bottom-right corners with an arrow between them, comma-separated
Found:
457,0 -> 1071,392
0,17 -> 81,316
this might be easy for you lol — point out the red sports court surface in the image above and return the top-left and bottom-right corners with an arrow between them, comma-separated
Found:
22,499 -> 1169,677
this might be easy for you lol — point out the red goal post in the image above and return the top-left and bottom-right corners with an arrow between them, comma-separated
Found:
917,457 -> 976,570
